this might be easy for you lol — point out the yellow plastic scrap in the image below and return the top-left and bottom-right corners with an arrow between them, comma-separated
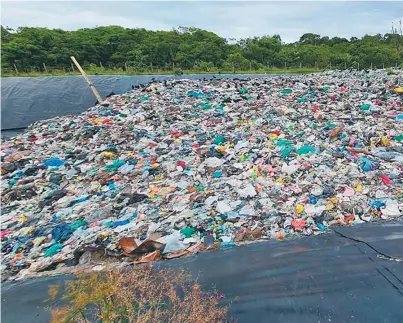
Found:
296,204 -> 304,214
92,118 -> 103,125
149,187 -> 160,199
329,197 -> 338,205
22,226 -> 34,235
154,174 -> 164,182
215,145 -> 228,153
17,215 -> 28,223
33,236 -> 46,246
98,232 -> 111,240
103,151 -> 115,159
326,201 -> 335,210
355,184 -> 363,192
380,136 -> 391,147
393,87 -> 403,94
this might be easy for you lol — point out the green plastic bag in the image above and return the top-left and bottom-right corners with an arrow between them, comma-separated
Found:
69,220 -> 88,231
44,243 -> 63,257
276,139 -> 292,147
323,122 -> 336,130
199,103 -> 212,110
104,160 -> 126,172
392,134 -> 403,142
180,227 -> 196,238
280,147 -> 294,159
296,145 -> 316,155
212,135 -> 225,145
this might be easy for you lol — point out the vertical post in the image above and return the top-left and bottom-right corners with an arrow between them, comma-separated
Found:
71,63 -> 75,72
43,62 -> 48,73
70,56 -> 103,104
344,61 -> 347,69
150,62 -> 153,71
172,62 -> 175,70
383,63 -> 385,69
13,62 -> 18,74
100,61 -> 103,68
299,62 -> 302,69
250,61 -> 252,72
357,62 -> 360,70
370,63 -> 373,69
124,62 -> 128,71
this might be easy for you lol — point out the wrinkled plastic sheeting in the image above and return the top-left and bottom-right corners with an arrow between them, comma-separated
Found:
1,74 -> 291,131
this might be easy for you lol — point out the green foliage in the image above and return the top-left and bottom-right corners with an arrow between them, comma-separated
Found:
1,25 -> 403,75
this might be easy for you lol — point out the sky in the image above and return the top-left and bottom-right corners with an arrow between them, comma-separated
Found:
2,1 -> 403,43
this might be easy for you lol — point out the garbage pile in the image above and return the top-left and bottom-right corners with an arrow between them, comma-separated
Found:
1,70 -> 402,279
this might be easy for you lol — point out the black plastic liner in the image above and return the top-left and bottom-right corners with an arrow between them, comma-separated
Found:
2,220 -> 403,323
1,74 -> 291,133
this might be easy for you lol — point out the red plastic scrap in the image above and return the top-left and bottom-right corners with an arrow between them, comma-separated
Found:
291,219 -> 306,230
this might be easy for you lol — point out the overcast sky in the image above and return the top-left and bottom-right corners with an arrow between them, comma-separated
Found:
2,1 -> 403,43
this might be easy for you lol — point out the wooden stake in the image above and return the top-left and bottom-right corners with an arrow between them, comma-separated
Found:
70,56 -> 103,104
43,62 -> 48,73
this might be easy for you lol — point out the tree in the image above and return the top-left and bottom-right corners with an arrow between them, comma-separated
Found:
1,25 -> 401,73
224,53 -> 249,71
299,33 -> 321,45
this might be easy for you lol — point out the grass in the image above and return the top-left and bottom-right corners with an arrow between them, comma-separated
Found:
48,266 -> 234,323
2,67 -> 320,77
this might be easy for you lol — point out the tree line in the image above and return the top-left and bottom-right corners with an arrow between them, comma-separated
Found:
1,25 -> 403,73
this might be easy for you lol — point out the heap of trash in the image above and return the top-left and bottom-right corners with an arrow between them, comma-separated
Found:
1,69 -> 402,280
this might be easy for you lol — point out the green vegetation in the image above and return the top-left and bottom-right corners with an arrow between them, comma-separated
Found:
1,67 -> 319,77
49,267 -> 232,323
1,25 -> 403,76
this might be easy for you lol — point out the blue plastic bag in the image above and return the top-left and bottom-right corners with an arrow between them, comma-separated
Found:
43,157 -> 65,167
